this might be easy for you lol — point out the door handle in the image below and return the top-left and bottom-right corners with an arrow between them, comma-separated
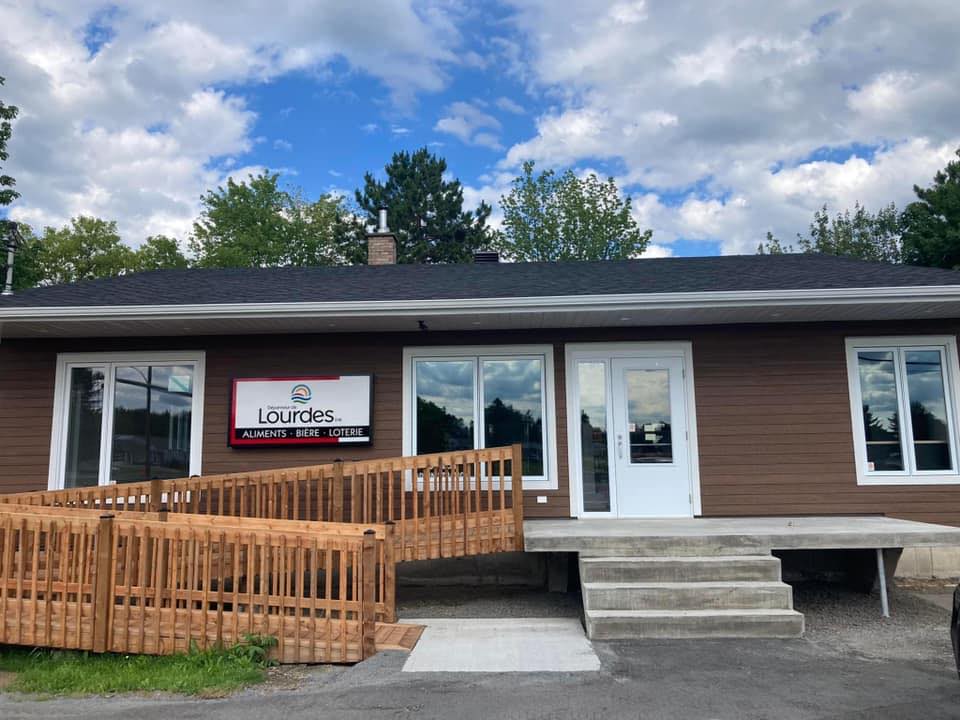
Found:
617,433 -> 624,459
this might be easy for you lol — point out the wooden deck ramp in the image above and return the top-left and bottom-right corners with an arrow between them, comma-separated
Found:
0,446 -> 522,663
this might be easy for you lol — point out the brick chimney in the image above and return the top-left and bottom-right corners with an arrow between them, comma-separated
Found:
367,206 -> 397,265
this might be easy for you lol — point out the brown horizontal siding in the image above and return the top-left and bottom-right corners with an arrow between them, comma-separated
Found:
2,320 -> 960,524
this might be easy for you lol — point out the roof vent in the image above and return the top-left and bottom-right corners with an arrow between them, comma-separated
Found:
2,220 -> 25,296
473,251 -> 500,264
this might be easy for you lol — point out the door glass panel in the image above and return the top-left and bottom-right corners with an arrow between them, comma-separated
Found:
63,367 -> 104,489
625,369 -> 672,464
905,350 -> 953,471
110,365 -> 194,483
483,359 -> 544,476
857,351 -> 904,471
578,362 -> 610,512
415,359 -> 475,454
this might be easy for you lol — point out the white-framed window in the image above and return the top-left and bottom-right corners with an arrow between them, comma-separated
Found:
48,351 -> 205,490
401,345 -> 558,490
845,336 -> 960,485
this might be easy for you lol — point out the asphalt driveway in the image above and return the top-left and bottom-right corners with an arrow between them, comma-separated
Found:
1,636 -> 958,720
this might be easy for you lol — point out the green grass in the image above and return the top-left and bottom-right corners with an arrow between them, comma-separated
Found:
0,635 -> 277,698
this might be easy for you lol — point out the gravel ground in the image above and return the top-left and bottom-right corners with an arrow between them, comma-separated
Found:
396,584 -> 582,619
793,579 -> 957,668
398,579 -> 958,671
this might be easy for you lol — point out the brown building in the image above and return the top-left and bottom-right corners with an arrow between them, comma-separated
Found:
3,242 -> 960,527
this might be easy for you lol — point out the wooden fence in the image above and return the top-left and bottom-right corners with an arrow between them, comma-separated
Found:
0,506 -> 387,663
1,445 -> 525,563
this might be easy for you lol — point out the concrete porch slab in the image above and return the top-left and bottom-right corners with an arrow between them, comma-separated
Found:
401,618 -> 601,673
524,516 -> 960,553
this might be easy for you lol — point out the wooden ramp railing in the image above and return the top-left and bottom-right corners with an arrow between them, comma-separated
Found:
1,445 -> 525,563
0,506 -> 387,663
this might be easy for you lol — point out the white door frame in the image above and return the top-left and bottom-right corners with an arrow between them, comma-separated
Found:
564,342 -> 702,518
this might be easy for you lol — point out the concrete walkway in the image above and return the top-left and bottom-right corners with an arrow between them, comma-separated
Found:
401,618 -> 601,672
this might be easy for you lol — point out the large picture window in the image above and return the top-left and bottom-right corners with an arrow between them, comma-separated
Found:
846,337 -> 960,485
403,346 -> 557,489
49,352 -> 205,490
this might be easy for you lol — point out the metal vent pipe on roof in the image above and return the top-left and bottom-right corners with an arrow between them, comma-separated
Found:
377,206 -> 389,233
1,220 -> 24,296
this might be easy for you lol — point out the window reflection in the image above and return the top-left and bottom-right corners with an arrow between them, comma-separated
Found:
857,351 -> 904,471
579,362 -> 610,512
64,367 -> 104,489
483,359 -> 544,476
415,359 -> 475,454
110,365 -> 194,483
905,350 -> 953,471
625,369 -> 672,463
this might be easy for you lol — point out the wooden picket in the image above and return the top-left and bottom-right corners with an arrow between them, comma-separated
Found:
0,445 -> 525,562
0,507 -> 387,663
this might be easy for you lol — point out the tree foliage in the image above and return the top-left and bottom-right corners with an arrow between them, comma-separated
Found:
498,161 -> 651,261
12,219 -> 189,289
354,148 -> 494,264
132,235 -> 189,272
27,217 -> 135,285
758,203 -> 902,263
901,148 -> 960,270
0,76 -> 18,207
189,172 -> 354,268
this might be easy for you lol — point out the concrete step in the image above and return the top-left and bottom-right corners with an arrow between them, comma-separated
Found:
579,555 -> 781,583
582,580 -> 794,611
575,536 -> 770,556
584,608 -> 805,640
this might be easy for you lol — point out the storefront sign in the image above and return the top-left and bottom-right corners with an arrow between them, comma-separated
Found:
229,375 -> 372,447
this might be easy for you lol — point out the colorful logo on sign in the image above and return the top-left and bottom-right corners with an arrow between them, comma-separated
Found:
290,384 -> 312,404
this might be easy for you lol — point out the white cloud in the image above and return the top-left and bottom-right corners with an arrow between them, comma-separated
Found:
498,0 -> 960,253
435,101 -> 503,149
495,96 -> 526,114
273,139 -> 293,151
641,243 -> 673,258
1,0 -> 471,243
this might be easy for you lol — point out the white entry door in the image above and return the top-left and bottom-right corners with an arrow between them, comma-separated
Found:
609,356 -> 692,517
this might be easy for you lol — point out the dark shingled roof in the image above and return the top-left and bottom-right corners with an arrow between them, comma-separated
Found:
1,254 -> 958,308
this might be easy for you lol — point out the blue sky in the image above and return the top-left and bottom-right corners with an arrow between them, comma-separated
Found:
2,1 -> 959,257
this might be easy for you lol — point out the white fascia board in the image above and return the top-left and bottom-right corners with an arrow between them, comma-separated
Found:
1,285 -> 960,323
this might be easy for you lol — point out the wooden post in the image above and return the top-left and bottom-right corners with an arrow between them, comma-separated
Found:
360,529 -> 377,659
383,522 -> 397,623
149,478 -> 163,513
332,462 -> 344,522
92,514 -> 115,653
511,443 -> 525,552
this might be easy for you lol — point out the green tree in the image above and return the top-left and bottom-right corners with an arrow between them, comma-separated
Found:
498,161 -> 651,261
29,217 -> 136,285
9,224 -> 43,291
190,172 -> 354,268
132,235 -> 189,272
901,148 -> 960,270
354,148 -> 495,264
0,76 -> 18,207
758,203 -> 902,263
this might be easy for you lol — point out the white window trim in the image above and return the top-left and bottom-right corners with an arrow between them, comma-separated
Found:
401,345 -> 558,491
48,351 -> 206,490
845,335 -> 960,486
564,342 -> 702,518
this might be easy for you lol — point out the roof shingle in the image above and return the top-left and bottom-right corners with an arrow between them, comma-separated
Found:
0,254 -> 957,308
